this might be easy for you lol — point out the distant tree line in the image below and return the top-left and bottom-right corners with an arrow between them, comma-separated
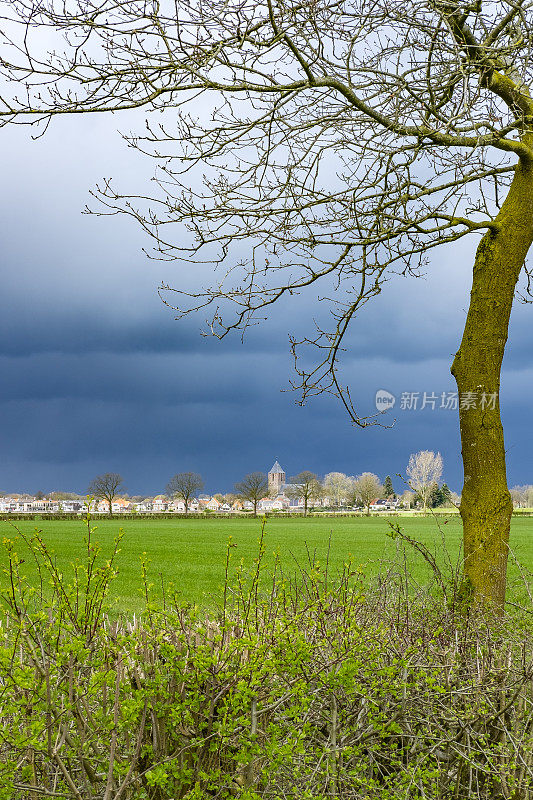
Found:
71,452 -> 461,519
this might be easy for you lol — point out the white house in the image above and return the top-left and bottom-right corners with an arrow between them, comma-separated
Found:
152,495 -> 169,512
133,501 -> 151,513
112,498 -> 133,513
169,498 -> 200,513
258,495 -> 290,512
369,498 -> 400,511
62,501 -> 83,513
33,499 -> 60,513
95,497 -> 132,513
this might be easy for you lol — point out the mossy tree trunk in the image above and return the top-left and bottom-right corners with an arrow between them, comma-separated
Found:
451,157 -> 533,610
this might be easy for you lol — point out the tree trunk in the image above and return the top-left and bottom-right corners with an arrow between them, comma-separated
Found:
108,497 -> 113,517
451,158 -> 533,610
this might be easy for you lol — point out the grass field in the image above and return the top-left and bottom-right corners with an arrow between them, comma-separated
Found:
1,514 -> 531,613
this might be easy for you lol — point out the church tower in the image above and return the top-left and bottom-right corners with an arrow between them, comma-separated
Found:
268,461 -> 286,494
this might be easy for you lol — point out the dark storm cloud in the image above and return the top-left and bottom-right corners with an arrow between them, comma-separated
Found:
1,114 -> 533,496
0,311 -> 285,358
0,350 -> 273,404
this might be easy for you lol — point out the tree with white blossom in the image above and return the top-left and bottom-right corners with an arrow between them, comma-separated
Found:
406,451 -> 443,516
323,473 -> 354,509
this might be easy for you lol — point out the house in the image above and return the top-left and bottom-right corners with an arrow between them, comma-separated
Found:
0,496 -> 78,514
169,499 -> 199,513
152,495 -> 169,512
206,497 -> 221,511
95,497 -> 131,513
61,501 -> 83,513
288,496 -> 305,510
0,498 -> 18,513
233,500 -> 254,512
369,498 -> 400,511
258,494 -> 290,512
232,499 -> 252,512
30,499 -> 59,513
112,498 -> 132,513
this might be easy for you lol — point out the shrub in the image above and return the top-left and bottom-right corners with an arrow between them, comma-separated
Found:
0,518 -> 531,799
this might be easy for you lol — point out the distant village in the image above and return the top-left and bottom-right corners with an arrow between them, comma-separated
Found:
0,460 -> 459,515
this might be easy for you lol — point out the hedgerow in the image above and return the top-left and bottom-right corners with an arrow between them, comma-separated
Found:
0,517 -> 531,799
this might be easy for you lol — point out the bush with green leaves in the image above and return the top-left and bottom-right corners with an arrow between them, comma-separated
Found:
0,516 -> 532,799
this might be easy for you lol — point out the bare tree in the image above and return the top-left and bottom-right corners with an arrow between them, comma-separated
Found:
2,1 -> 532,606
353,472 -> 384,516
165,472 -> 204,514
286,471 -> 322,516
235,472 -> 268,516
87,473 -> 124,517
406,451 -> 444,516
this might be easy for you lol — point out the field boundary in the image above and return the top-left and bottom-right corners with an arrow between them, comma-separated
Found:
0,510 -> 466,521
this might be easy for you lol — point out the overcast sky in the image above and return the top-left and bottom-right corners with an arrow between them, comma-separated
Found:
1,111 -> 532,496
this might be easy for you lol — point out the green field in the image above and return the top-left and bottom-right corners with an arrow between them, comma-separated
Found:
1,515 -> 531,613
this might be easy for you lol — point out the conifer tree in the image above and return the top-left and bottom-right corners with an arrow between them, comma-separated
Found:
383,476 -> 395,498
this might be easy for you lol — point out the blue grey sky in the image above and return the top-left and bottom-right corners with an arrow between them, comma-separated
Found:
1,113 -> 532,495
